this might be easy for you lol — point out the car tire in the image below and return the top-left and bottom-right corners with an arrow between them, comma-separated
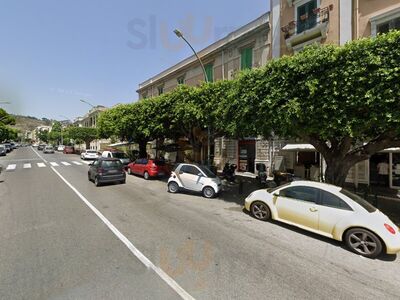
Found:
344,228 -> 383,259
94,177 -> 101,187
143,171 -> 150,180
168,182 -> 179,193
127,168 -> 132,175
202,186 -> 216,198
250,201 -> 271,221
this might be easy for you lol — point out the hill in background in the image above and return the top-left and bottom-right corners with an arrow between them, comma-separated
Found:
11,115 -> 52,133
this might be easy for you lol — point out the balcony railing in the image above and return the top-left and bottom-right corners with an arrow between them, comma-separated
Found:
281,5 -> 333,39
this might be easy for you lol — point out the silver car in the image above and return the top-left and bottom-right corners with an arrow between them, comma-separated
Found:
0,145 -> 6,156
167,163 -> 222,198
43,146 -> 55,154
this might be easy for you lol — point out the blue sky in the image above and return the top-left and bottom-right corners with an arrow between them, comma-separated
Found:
0,0 -> 269,120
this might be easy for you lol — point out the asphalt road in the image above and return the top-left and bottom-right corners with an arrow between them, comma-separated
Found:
0,147 -> 399,300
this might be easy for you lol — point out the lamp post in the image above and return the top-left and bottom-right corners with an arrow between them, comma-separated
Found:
80,99 -> 95,108
173,29 -> 211,166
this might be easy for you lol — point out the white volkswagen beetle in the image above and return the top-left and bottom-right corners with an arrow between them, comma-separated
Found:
244,181 -> 400,258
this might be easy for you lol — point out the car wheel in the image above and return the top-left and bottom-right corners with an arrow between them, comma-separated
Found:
143,171 -> 150,180
168,182 -> 179,193
127,168 -> 132,175
202,186 -> 216,198
94,177 -> 101,187
250,201 -> 271,221
344,228 -> 383,258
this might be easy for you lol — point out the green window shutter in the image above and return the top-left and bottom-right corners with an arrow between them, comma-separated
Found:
204,64 -> 213,82
241,48 -> 253,70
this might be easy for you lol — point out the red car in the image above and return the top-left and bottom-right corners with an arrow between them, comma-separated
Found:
127,158 -> 169,180
63,146 -> 75,154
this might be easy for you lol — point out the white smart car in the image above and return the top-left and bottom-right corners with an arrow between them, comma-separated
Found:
244,181 -> 400,258
81,150 -> 99,160
168,163 -> 222,198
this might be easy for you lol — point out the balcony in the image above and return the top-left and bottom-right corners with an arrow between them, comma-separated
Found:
281,5 -> 333,51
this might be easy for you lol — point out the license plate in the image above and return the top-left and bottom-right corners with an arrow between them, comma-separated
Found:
158,173 -> 165,176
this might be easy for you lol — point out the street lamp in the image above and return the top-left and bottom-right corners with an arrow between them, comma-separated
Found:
80,99 -> 95,108
173,29 -> 211,166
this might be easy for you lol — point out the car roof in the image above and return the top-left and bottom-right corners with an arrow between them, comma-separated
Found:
287,180 -> 342,193
98,157 -> 120,161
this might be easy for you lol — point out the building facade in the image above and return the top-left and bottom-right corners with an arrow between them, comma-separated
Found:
74,106 -> 110,151
268,0 -> 400,189
137,13 -> 272,172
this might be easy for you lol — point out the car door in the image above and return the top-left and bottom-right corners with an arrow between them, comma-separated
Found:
89,160 -> 99,180
131,159 -> 140,174
274,186 -> 319,231
316,190 -> 354,237
179,165 -> 203,191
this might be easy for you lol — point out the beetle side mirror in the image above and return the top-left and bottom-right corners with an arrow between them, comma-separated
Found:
273,193 -> 279,197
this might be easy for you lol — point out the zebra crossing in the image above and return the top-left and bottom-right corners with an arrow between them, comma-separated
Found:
1,160 -> 92,172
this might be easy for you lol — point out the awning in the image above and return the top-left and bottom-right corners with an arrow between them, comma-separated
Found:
380,148 -> 400,153
281,144 -> 316,152
108,142 -> 133,147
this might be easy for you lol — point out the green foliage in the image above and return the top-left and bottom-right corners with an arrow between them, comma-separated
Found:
66,126 -> 98,145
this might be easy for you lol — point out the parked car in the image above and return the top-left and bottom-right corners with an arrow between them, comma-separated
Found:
63,146 -> 75,154
0,145 -> 6,156
4,143 -> 12,153
81,150 -> 99,160
101,150 -> 131,166
57,145 -> 65,152
43,146 -> 55,154
244,180 -> 400,258
88,158 -> 126,187
38,144 -> 46,151
127,158 -> 169,179
167,163 -> 222,198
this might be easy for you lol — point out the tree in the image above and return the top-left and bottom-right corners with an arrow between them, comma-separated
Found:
233,31 -> 400,186
36,129 -> 49,143
48,121 -> 62,144
66,126 -> 98,149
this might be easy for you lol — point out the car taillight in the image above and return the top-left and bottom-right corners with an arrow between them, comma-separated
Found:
384,223 -> 396,235
98,168 -> 105,175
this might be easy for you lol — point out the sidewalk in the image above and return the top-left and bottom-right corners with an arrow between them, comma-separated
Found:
220,177 -> 400,226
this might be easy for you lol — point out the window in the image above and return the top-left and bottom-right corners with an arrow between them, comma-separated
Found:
296,0 -> 317,34
320,190 -> 352,210
371,8 -> 400,37
158,85 -> 164,95
177,76 -> 185,85
376,16 -> 400,34
340,189 -> 376,213
101,160 -> 122,169
204,64 -> 213,82
280,186 -> 318,203
240,48 -> 253,70
181,165 -> 201,176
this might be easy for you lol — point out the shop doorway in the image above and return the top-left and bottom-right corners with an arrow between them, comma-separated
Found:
238,140 -> 256,173
370,153 -> 389,187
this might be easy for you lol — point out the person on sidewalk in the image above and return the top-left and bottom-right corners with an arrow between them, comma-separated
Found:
377,160 -> 389,186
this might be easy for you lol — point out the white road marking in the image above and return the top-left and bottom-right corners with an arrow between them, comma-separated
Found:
50,162 -> 59,167
31,146 -> 48,163
72,161 -> 83,165
23,163 -> 32,169
48,167 -> 194,300
37,163 -> 46,168
6,164 -> 16,171
61,162 -> 71,166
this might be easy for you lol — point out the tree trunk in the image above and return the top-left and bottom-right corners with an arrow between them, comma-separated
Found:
85,140 -> 91,150
324,156 -> 365,187
138,140 -> 148,158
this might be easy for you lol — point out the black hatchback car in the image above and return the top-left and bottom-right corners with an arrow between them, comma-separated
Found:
88,158 -> 126,187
